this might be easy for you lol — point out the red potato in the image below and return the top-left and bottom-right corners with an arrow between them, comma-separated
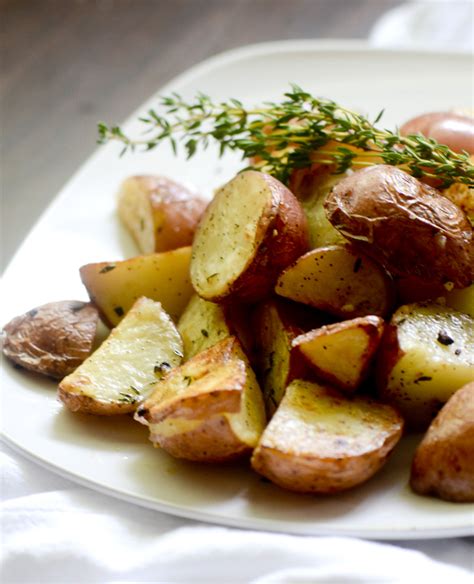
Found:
325,165 -> 474,288
117,175 -> 207,254
190,171 -> 309,303
400,111 -> 474,154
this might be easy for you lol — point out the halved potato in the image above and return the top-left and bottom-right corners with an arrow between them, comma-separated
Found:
59,297 -> 183,415
377,303 -> 474,429
251,379 -> 403,494
276,245 -> 393,318
292,316 -> 384,393
117,175 -> 207,254
190,170 -> 309,303
135,337 -> 266,462
254,298 -> 326,415
80,246 -> 193,327
289,164 -> 346,248
2,301 -> 99,379
410,382 -> 474,502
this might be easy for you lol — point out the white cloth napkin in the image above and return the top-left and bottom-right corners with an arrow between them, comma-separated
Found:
1,442 -> 473,583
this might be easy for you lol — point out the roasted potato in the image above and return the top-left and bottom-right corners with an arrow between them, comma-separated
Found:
377,303 -> 474,429
275,245 -> 394,318
441,181 -> 474,225
325,165 -> 474,288
117,175 -> 207,254
135,337 -> 266,462
2,301 -> 99,379
395,276 -> 446,305
288,164 -> 346,248
80,246 -> 194,327
251,380 -> 403,494
178,295 -> 232,360
254,299 -> 326,415
190,170 -> 309,303
177,295 -> 254,362
292,316 -> 384,393
59,297 -> 183,415
410,382 -> 474,502
400,111 -> 474,154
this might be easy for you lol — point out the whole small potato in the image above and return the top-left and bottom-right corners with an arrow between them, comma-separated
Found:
325,165 -> 474,288
400,111 -> 474,154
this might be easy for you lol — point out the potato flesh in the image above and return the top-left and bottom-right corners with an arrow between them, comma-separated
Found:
191,172 -> 273,298
276,245 -> 392,318
263,382 -> 398,457
59,298 -> 183,413
138,337 -> 266,458
293,316 -> 383,391
379,303 -> 474,428
80,247 -> 193,326
446,284 -> 474,318
178,295 -> 231,360
117,176 -> 157,254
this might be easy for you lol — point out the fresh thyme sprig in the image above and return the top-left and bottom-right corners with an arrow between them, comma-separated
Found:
98,85 -> 474,187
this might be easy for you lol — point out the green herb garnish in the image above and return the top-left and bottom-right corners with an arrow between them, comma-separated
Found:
98,85 -> 474,187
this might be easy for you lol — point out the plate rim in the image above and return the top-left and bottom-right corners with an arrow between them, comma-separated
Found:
2,40 -> 473,540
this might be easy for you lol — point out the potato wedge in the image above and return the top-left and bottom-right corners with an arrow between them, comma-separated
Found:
292,316 -> 384,393
289,164 -> 346,248
251,379 -> 403,494
177,295 -> 254,362
117,175 -> 207,254
410,382 -> 474,502
135,337 -> 266,462
2,301 -> 99,379
276,245 -> 393,318
80,246 -> 193,327
377,303 -> 474,429
59,297 -> 183,415
254,298 -> 326,416
191,170 -> 309,303
178,295 -> 231,360
325,165 -> 474,288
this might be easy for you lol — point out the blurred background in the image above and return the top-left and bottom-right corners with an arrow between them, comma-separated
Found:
1,0 -> 472,271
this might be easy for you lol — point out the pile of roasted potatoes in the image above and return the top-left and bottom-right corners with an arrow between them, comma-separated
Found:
3,111 -> 474,503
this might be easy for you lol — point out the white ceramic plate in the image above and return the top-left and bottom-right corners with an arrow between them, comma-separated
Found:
2,41 -> 473,539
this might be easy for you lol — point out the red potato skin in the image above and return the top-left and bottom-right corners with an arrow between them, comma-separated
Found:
325,165 -> 474,288
214,174 -> 310,303
400,112 -> 474,154
410,382 -> 474,502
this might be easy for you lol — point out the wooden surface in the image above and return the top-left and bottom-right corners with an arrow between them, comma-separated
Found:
0,0 -> 401,271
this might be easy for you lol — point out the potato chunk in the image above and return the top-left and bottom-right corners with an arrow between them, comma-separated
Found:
59,298 -> 183,415
80,246 -> 193,327
325,165 -> 474,288
251,380 -> 403,494
2,301 -> 98,379
191,170 -> 309,303
377,303 -> 474,429
292,316 -> 384,393
254,299 -> 326,416
411,382 -> 474,502
117,175 -> 207,254
446,283 -> 474,318
135,337 -> 266,462
276,245 -> 393,318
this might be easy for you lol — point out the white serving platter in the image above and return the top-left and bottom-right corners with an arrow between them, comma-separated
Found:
2,40 -> 473,539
